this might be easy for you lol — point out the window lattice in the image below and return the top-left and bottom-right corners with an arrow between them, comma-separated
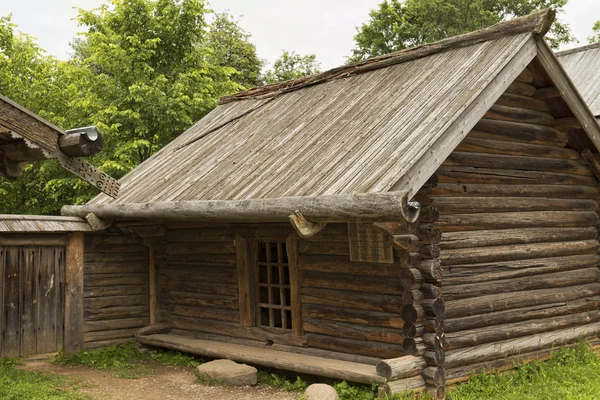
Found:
255,241 -> 292,330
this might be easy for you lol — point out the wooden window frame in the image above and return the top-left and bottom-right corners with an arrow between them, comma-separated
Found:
236,232 -> 303,336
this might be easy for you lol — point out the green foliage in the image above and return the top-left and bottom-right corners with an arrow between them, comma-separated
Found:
590,21 -> 600,43
349,0 -> 575,61
0,358 -> 87,399
257,370 -> 309,392
207,13 -> 264,88
55,341 -> 202,379
263,51 -> 322,84
448,342 -> 600,399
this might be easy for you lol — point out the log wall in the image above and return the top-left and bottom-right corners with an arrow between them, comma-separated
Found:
83,234 -> 150,349
419,69 -> 600,388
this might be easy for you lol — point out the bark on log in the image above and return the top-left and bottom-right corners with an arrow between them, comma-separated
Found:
444,283 -> 600,319
376,355 -> 427,380
444,322 -> 600,369
62,192 -> 421,223
445,310 -> 600,350
444,297 -> 600,333
443,268 -> 600,301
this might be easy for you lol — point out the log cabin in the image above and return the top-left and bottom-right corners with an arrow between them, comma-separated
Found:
59,10 -> 600,399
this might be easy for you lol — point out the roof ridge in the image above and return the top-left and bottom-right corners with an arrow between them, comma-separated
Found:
219,9 -> 555,105
556,42 -> 600,58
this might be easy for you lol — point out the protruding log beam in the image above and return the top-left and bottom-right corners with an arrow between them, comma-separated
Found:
403,337 -> 425,357
399,268 -> 424,290
424,350 -> 445,366
402,305 -> 424,324
422,366 -> 446,387
415,259 -> 442,281
62,191 -> 421,223
424,317 -> 445,332
422,298 -> 445,317
403,322 -> 424,338
402,290 -> 424,306
85,213 -> 110,231
376,355 -> 427,380
390,234 -> 420,251
421,283 -> 442,299
58,126 -> 105,157
424,331 -> 447,352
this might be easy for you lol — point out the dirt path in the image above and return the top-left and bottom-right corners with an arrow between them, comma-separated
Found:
19,359 -> 301,400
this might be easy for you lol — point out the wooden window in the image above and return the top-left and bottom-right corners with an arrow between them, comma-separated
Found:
256,241 -> 292,330
236,233 -> 302,335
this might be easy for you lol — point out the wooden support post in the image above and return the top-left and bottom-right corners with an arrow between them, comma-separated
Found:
64,232 -> 84,354
149,246 -> 158,325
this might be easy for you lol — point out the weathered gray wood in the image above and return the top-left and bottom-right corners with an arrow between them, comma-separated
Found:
84,317 -> 149,333
235,234 -> 254,327
469,118 -> 568,146
306,333 -> 404,359
58,130 -> 104,157
302,287 -> 402,313
302,270 -> 402,295
483,104 -> 554,126
304,319 -> 405,344
302,303 -> 404,328
438,166 -> 599,186
381,375 -> 426,396
62,191 -> 420,223
376,355 -> 427,380
64,232 -> 84,354
431,196 -> 596,214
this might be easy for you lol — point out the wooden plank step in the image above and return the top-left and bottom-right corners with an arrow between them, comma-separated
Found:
137,333 -> 384,384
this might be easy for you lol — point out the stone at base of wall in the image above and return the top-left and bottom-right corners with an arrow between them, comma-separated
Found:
304,384 -> 340,400
196,359 -> 257,386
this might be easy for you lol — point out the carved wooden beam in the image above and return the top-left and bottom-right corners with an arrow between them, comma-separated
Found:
289,211 -> 327,238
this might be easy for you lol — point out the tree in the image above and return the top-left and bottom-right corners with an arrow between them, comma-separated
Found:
263,51 -> 322,84
590,21 -> 600,43
349,0 -> 575,62
207,13 -> 263,89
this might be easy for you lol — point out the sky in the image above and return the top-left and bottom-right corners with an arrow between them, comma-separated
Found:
1,0 -> 599,70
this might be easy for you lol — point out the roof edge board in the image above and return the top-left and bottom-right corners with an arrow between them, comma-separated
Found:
536,39 -> 600,152
556,42 -> 600,58
390,35 -> 538,199
220,10 -> 555,105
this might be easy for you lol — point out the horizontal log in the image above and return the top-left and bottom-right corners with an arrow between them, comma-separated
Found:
83,317 -> 149,333
85,295 -> 148,309
422,366 -> 446,387
165,242 -> 235,255
301,271 -> 402,295
399,268 -> 424,290
505,81 -> 536,97
84,328 -> 139,343
402,337 -> 426,357
389,234 -> 420,252
299,255 -> 401,277
85,252 -> 148,263
85,234 -> 142,245
438,166 -> 599,186
440,240 -> 599,266
470,119 -> 568,146
169,291 -> 239,310
301,287 -> 403,313
402,305 -> 424,324
422,298 -> 445,317
169,316 -> 307,347
165,254 -> 236,266
435,211 -> 598,232
376,356 -> 426,380
84,305 -> 149,321
403,322 -> 424,338
424,350 -> 445,366
304,319 -> 405,344
85,261 -> 148,275
85,242 -> 148,253
413,226 -> 442,245
84,338 -> 131,350
515,67 -> 533,83
58,128 -> 105,157
444,297 -> 600,333
302,303 -> 404,328
419,245 -> 440,259
423,317 -> 445,332
421,283 -> 442,299
445,310 -> 600,350
299,241 -> 349,256
445,283 -> 600,319
84,273 -> 148,288
455,137 -> 580,160
432,182 -> 598,201
166,266 -> 237,284
423,331 -> 447,352
402,290 -> 424,306
494,93 -> 548,112
484,104 -> 554,126
166,280 -> 238,297
442,254 -> 600,285
444,322 -> 600,369
306,333 -> 404,359
62,191 -> 421,223
440,227 -> 598,250
84,285 -> 149,298
443,152 -> 593,176
414,259 -> 442,281
381,376 -> 426,396
432,196 -> 597,215
137,332 -> 382,384
443,268 -> 600,301
171,305 -> 240,323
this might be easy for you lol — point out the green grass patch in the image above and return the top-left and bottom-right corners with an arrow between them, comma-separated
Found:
55,341 -> 202,379
449,342 -> 600,400
0,357 -> 87,400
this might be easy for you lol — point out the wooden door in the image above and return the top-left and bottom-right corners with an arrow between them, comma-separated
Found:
0,245 -> 65,357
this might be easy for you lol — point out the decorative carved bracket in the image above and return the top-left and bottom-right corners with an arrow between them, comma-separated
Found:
289,211 -> 327,238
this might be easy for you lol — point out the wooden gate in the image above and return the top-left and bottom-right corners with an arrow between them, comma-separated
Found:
0,245 -> 66,357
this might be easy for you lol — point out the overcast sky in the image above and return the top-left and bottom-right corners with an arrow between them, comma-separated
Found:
1,0 -> 599,70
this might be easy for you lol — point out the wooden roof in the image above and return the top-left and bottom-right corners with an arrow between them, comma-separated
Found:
78,10 -> 600,218
557,43 -> 600,117
0,215 -> 90,233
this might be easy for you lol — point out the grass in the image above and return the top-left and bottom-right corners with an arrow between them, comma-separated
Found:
449,342 -> 600,400
55,341 -> 202,379
0,358 -> 88,400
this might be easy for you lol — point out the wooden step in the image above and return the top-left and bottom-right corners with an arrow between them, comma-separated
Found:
138,333 -> 384,384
